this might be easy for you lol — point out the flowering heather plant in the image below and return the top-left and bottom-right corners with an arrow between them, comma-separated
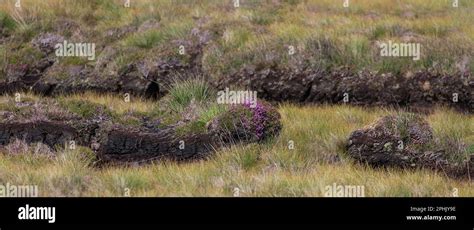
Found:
243,100 -> 269,140
210,100 -> 281,143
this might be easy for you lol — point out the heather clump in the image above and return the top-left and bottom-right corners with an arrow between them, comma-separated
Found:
209,101 -> 281,143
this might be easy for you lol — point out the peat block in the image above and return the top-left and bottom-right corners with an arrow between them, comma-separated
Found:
347,114 -> 473,179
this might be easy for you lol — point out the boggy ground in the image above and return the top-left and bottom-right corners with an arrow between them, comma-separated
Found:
0,0 -> 473,196
0,93 -> 472,196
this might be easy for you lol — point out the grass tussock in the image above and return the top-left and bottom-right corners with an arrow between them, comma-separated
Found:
165,78 -> 213,113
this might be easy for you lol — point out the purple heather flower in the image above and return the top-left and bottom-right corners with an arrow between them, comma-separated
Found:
243,101 -> 268,140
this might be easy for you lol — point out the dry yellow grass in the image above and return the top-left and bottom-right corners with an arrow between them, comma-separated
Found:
58,92 -> 158,115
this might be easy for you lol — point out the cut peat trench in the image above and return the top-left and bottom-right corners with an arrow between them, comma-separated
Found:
98,127 -> 217,165
0,122 -> 78,148
0,101 -> 282,165
0,120 -> 220,165
219,67 -> 474,113
2,69 -> 472,112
